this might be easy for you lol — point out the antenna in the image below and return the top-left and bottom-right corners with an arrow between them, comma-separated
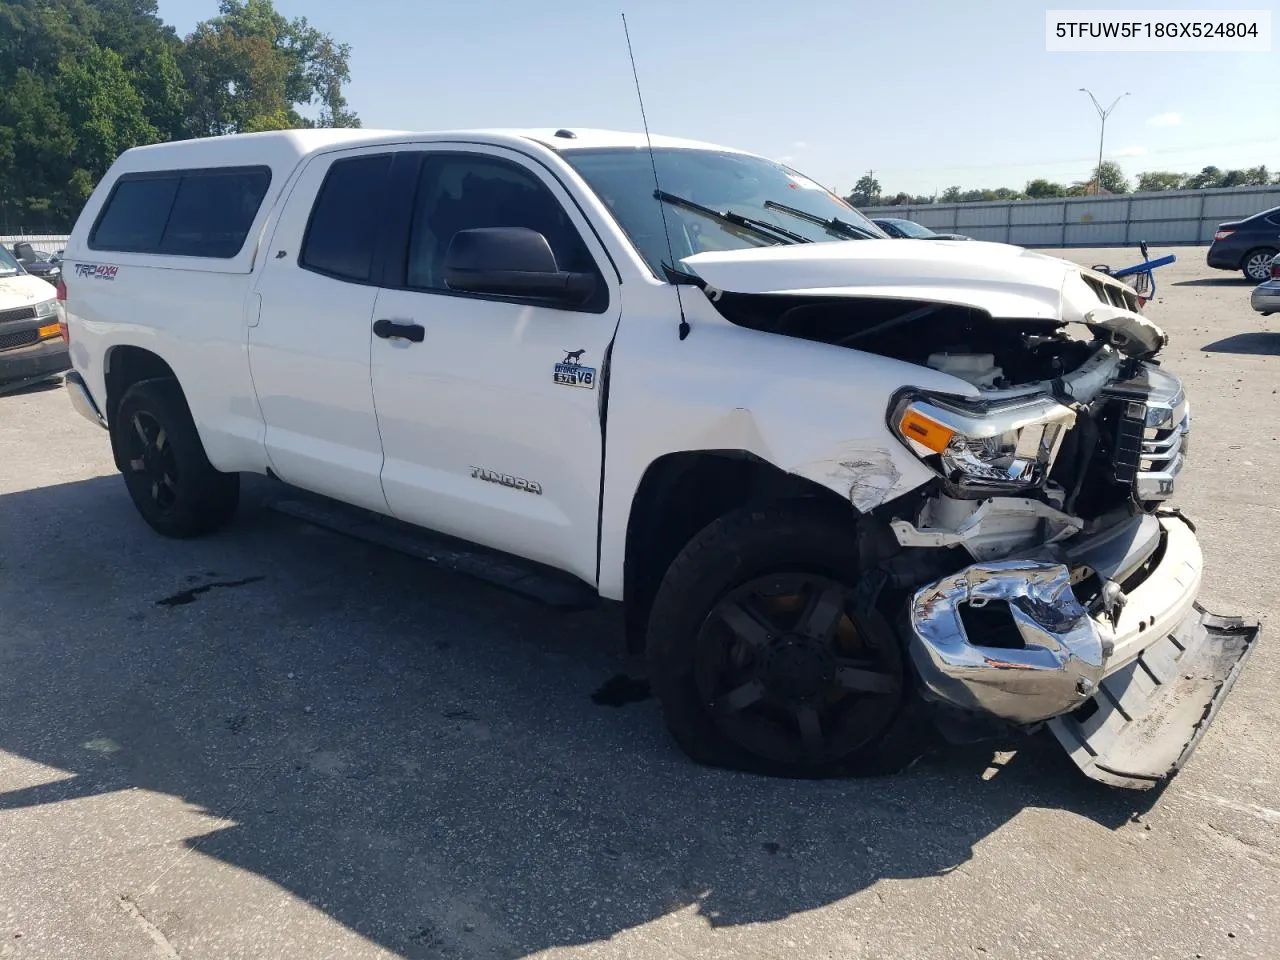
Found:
622,12 -> 690,340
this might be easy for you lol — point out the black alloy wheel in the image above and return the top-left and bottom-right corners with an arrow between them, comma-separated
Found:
692,572 -> 903,766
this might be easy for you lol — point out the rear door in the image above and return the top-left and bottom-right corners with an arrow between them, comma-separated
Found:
249,146 -> 409,513
368,145 -> 621,583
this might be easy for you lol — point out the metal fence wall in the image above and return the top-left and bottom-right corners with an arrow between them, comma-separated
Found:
2,235 -> 69,252
861,185 -> 1280,247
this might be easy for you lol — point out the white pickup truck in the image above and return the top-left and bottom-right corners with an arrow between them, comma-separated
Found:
59,127 -> 1256,788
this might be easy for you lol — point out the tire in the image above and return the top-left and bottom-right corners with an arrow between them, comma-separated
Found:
645,500 -> 911,778
111,377 -> 239,538
1242,248 -> 1277,282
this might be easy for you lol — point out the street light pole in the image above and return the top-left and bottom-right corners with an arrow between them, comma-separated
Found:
1079,88 -> 1129,193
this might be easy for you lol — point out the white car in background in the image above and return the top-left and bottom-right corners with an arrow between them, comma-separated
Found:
0,243 -> 68,392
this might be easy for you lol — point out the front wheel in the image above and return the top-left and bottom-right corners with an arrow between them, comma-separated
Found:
1243,248 -> 1277,282
645,501 -> 909,777
111,378 -> 239,538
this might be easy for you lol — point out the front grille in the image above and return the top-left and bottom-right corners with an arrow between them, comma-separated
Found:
1103,365 -> 1189,503
0,305 -> 37,325
0,328 -> 39,351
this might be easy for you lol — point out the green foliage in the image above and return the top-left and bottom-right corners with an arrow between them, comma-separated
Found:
846,171 -> 881,207
1184,166 -> 1222,190
1135,171 -> 1186,192
1025,178 -> 1066,199
883,159 -> 1272,206
0,0 -> 359,231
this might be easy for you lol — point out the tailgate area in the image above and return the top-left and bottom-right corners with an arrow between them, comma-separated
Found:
1047,604 -> 1258,789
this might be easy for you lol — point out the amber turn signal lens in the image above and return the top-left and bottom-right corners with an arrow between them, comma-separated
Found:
899,408 -> 955,454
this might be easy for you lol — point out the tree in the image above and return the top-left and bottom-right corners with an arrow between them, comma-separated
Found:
1093,160 -> 1129,194
1025,179 -> 1066,199
1135,171 -> 1186,192
1243,165 -> 1270,186
1185,166 -> 1223,189
940,186 -> 962,203
57,47 -> 159,177
181,0 -> 360,135
0,0 -> 360,230
847,171 -> 881,206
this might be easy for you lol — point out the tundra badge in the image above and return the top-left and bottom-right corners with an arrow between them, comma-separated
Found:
470,467 -> 543,495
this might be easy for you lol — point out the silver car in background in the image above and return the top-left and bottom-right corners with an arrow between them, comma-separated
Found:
1251,253 -> 1280,316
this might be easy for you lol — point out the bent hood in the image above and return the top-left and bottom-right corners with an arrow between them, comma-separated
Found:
680,239 -> 1166,358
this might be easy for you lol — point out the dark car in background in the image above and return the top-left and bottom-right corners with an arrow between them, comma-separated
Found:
872,217 -> 972,241
1207,205 -> 1280,281
10,241 -> 61,285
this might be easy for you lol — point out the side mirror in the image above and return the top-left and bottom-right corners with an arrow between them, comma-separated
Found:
443,227 -> 596,307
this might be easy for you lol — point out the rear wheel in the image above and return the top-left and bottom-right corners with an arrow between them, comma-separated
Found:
112,378 -> 239,538
1242,247 -> 1277,282
645,501 -> 909,777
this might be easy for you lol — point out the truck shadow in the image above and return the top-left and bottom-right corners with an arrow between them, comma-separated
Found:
0,475 -> 1157,958
1201,332 -> 1280,355
1172,277 -> 1256,287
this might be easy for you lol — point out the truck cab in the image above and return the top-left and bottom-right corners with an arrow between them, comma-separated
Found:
59,128 -> 1257,788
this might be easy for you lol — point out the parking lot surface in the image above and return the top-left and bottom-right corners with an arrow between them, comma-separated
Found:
1,246 -> 1277,959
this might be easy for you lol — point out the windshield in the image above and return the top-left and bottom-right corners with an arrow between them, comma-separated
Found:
561,147 -> 887,276
0,246 -> 20,277
883,218 -> 936,239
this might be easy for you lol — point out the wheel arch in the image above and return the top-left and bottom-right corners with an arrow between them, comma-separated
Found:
104,345 -> 183,471
620,449 -> 856,654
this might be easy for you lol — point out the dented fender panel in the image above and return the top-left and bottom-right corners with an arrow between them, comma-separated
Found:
787,442 -> 920,514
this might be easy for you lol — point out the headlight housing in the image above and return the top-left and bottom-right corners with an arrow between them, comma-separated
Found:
33,298 -> 59,319
890,391 -> 1076,497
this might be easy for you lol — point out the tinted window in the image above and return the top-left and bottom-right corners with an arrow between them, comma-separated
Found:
90,176 -> 180,252
404,153 -> 595,292
300,155 -> 392,282
90,169 -> 270,257
159,169 -> 271,257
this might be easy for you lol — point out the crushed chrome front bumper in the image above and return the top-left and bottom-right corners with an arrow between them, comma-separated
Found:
906,512 -> 1259,788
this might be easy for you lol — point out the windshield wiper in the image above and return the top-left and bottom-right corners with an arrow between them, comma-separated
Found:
762,200 -> 878,240
655,190 -> 809,245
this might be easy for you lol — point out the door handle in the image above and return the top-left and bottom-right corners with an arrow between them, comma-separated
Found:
373,318 -> 425,343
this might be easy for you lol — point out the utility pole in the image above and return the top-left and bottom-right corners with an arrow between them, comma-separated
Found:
1079,88 -> 1129,194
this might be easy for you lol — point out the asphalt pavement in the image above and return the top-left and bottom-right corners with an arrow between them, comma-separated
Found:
0,246 -> 1277,959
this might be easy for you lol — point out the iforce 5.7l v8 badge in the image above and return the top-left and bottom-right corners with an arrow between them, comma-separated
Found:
554,348 -> 596,389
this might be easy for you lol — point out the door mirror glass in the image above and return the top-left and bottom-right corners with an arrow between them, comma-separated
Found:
443,227 -> 596,306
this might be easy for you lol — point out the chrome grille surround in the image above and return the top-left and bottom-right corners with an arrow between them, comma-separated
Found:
1102,364 -> 1189,502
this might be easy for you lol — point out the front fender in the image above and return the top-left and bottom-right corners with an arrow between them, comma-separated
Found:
596,289 -> 974,599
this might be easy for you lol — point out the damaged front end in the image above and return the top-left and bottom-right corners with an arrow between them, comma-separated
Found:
685,244 -> 1257,789
883,354 -> 1257,789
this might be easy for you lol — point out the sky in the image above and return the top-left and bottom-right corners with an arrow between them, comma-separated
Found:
156,0 -> 1279,197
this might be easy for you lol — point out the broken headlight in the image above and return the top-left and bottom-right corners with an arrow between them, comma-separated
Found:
890,391 -> 1076,496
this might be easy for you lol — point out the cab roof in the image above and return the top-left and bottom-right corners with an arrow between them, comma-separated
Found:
108,127 -> 750,177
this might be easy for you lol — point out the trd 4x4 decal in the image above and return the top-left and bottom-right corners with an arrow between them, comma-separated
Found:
74,263 -> 119,281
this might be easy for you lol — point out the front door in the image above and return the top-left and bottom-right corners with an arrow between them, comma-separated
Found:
370,146 -> 621,584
